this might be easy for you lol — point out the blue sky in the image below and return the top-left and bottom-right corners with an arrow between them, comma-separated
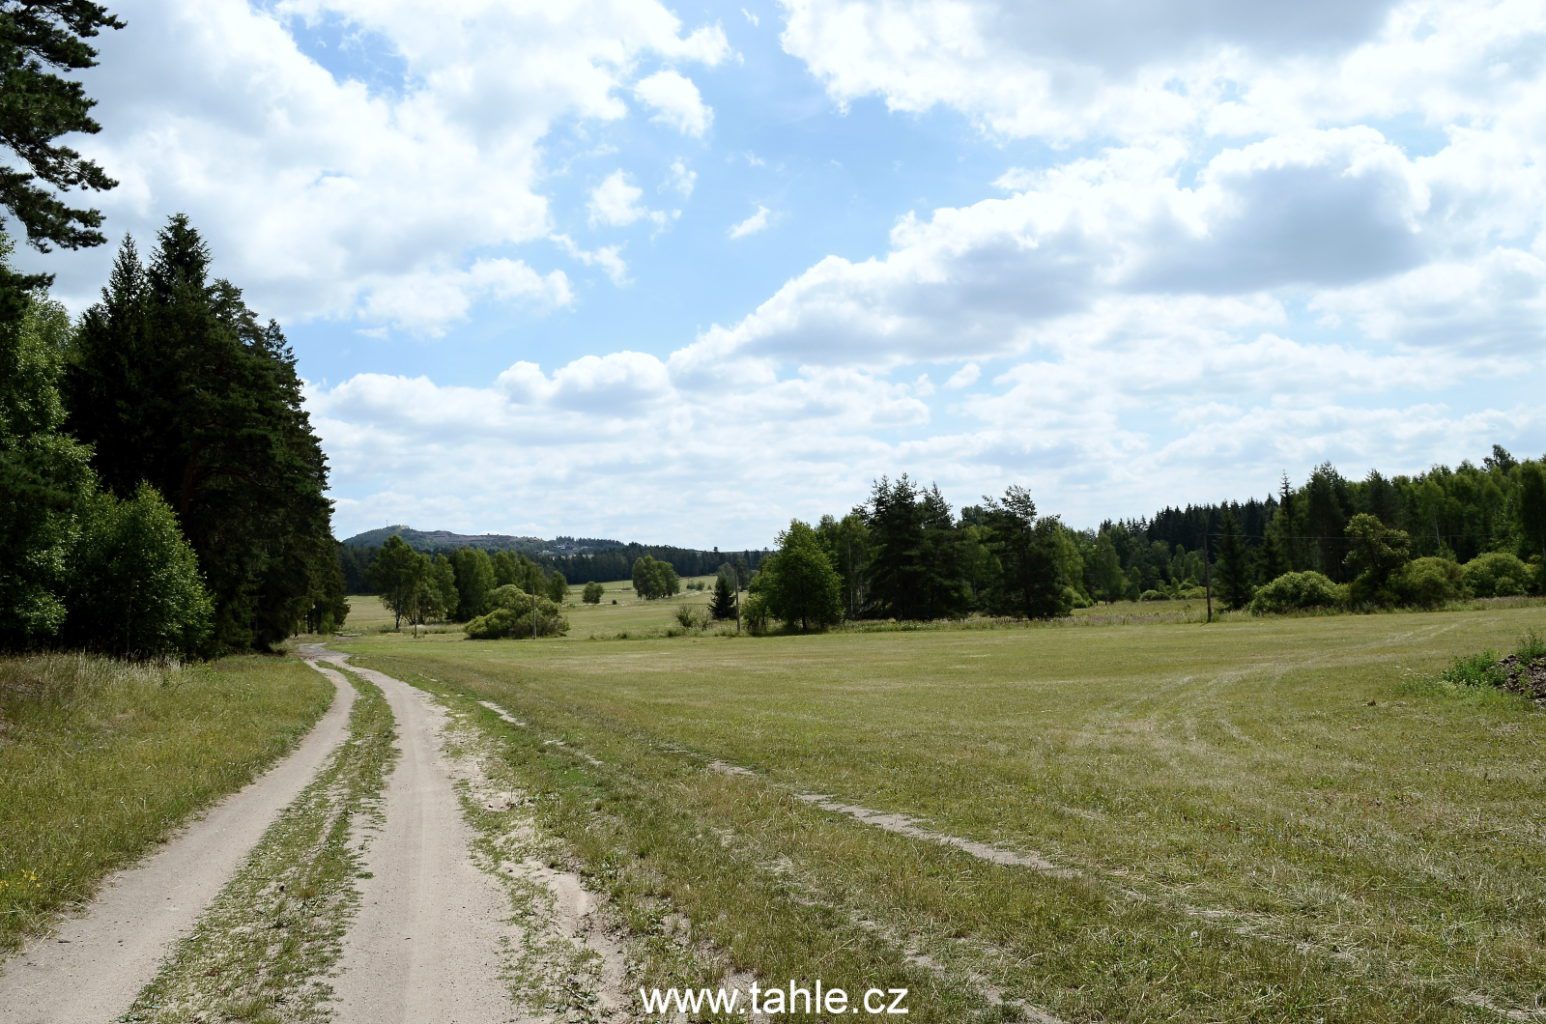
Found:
19,0 -> 1546,548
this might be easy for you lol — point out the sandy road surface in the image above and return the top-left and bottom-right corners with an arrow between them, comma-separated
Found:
304,647 -> 520,1024
0,667 -> 355,1024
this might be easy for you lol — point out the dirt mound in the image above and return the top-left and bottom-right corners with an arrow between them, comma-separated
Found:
1496,654 -> 1546,704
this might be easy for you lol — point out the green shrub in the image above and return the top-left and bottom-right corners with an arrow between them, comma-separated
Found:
1249,571 -> 1341,615
63,484 -> 212,659
582,581 -> 605,604
1516,629 -> 1546,662
1463,551 -> 1532,598
741,593 -> 770,635
1179,585 -> 1208,600
464,589 -> 568,639
1440,650 -> 1505,688
674,604 -> 710,630
1394,556 -> 1466,609
1139,590 -> 1166,602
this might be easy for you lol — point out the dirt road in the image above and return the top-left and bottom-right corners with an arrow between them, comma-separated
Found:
304,648 -> 520,1024
0,669 -> 355,1024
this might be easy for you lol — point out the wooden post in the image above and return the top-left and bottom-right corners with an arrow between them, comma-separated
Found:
1203,531 -> 1214,624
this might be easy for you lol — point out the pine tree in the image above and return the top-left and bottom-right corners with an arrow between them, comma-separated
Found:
0,0 -> 124,279
980,486 -> 1071,619
862,475 -> 928,620
1214,507 -> 1253,610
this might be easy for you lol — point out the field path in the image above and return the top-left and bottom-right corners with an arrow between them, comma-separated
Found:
0,667 -> 355,1024
302,646 -> 520,1024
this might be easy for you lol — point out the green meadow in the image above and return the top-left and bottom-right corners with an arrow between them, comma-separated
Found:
335,594 -> 1546,1023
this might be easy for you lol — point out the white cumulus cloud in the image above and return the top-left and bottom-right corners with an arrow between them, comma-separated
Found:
634,69 -> 714,137
727,204 -> 772,239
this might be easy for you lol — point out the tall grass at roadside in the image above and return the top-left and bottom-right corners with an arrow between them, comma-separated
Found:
0,654 -> 332,954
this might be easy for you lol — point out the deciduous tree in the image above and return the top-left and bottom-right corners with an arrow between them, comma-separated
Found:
369,535 -> 423,631
755,520 -> 842,633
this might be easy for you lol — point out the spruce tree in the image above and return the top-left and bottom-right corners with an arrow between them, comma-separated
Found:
919,484 -> 970,619
1519,462 -> 1546,563
709,567 -> 738,620
65,217 -> 344,649
1214,507 -> 1253,610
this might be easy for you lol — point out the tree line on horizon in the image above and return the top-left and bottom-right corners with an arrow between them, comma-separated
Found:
2,3 -> 346,659
739,451 -> 1546,633
337,536 -> 766,594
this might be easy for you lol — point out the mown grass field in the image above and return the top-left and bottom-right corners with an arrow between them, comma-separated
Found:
0,655 -> 333,954
342,578 -> 720,639
339,598 -> 1546,1023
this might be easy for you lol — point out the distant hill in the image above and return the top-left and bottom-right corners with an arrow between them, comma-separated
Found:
338,525 -> 766,590
341,525 -> 607,558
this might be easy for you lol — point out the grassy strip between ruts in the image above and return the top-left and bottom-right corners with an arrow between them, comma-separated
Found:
0,654 -> 333,956
123,666 -> 395,1024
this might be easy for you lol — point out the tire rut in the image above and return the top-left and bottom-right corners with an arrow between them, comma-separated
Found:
304,647 -> 522,1024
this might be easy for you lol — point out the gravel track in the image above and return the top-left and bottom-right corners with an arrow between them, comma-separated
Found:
305,648 -> 521,1024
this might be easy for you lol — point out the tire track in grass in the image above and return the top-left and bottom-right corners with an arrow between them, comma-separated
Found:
475,694 -> 1541,1023
448,700 -> 638,1021
0,668 -> 355,1024
474,697 -> 757,1021
472,696 -> 1051,1024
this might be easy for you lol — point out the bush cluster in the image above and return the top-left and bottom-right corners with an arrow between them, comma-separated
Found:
464,586 -> 569,640
1249,571 -> 1343,614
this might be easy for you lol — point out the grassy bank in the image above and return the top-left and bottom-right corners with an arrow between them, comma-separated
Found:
0,654 -> 333,955
341,603 -> 1546,1022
